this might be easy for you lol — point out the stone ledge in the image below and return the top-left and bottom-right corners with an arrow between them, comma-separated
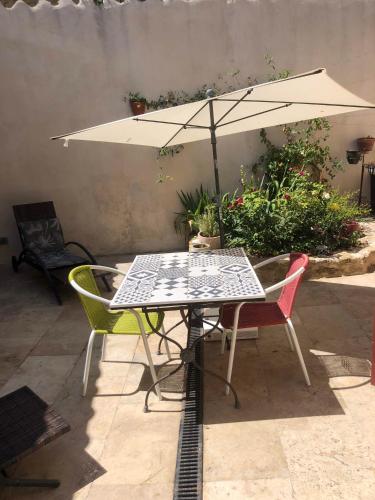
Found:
252,220 -> 375,282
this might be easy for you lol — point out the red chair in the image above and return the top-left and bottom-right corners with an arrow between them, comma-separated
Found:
221,253 -> 311,393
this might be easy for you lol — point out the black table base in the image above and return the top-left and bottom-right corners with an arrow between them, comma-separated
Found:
143,305 -> 240,413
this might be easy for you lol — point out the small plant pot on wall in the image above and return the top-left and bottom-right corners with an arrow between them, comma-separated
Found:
346,150 -> 362,164
130,100 -> 146,116
357,137 -> 375,154
197,232 -> 221,250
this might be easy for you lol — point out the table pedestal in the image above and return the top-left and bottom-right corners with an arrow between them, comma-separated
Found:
143,306 -> 240,412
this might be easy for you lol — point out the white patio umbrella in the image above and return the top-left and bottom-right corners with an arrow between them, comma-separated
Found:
52,68 -> 375,245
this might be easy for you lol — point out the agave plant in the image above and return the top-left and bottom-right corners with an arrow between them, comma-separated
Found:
174,186 -> 212,238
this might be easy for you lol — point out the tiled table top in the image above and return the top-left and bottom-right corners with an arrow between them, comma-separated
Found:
110,248 -> 265,309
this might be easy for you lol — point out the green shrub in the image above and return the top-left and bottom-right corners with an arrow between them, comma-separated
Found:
222,170 -> 367,256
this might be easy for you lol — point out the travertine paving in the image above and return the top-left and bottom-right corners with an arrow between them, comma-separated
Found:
0,257 -> 185,500
203,273 -> 375,499
0,258 -> 374,499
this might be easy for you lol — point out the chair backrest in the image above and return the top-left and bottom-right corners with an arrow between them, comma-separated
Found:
13,202 -> 56,223
277,253 -> 309,319
13,202 -> 64,253
69,266 -> 108,330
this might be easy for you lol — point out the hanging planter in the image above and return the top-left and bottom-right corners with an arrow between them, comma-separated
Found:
346,150 -> 362,164
357,136 -> 375,154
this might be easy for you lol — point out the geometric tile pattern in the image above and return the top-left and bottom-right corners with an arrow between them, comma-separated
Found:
110,247 -> 265,309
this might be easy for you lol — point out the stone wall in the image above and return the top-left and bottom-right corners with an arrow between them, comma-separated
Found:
1,0 -> 375,262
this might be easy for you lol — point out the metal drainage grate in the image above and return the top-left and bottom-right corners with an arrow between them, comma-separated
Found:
174,311 -> 203,500
317,355 -> 371,378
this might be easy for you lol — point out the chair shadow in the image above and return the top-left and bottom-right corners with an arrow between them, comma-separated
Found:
203,279 -> 375,426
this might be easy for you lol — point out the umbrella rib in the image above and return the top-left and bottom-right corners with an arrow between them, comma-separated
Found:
162,101 -> 209,148
214,89 -> 253,127
133,117 -> 207,129
218,98 -> 375,109
216,103 -> 292,128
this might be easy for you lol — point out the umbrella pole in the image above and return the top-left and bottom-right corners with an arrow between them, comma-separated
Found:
208,99 -> 225,248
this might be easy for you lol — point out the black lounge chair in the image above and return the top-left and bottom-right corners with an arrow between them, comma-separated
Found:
11,201 -> 110,305
0,386 -> 70,488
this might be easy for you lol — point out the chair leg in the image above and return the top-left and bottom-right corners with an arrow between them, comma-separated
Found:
284,324 -> 295,351
141,332 -> 162,401
83,330 -> 96,396
11,256 -> 19,273
286,318 -> 311,386
161,324 -> 172,360
221,330 -> 227,354
225,303 -> 244,395
101,334 -> 107,361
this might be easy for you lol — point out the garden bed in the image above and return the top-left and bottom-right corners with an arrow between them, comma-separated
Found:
252,219 -> 375,281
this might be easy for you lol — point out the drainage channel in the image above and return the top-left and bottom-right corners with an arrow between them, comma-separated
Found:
173,310 -> 203,500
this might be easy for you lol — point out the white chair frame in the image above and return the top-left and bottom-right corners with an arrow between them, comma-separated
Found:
70,265 -> 170,397
221,254 -> 311,395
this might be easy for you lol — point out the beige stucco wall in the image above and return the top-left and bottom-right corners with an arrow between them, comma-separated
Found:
1,0 -> 375,263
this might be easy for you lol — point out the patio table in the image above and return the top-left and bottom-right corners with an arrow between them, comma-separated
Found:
110,247 -> 265,411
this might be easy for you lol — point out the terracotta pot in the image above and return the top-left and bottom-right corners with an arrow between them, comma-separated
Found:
346,150 -> 362,165
343,220 -> 360,236
357,137 -> 375,154
130,100 -> 146,116
197,232 -> 221,250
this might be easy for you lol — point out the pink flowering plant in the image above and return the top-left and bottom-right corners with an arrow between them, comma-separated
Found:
222,167 -> 367,256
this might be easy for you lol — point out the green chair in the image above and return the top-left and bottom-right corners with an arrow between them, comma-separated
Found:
69,265 -> 170,398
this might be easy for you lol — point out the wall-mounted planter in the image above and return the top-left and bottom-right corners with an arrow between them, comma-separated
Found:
130,100 -> 146,116
346,150 -> 362,164
357,137 -> 375,154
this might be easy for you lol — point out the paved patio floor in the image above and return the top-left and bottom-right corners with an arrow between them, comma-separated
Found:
0,256 -> 374,499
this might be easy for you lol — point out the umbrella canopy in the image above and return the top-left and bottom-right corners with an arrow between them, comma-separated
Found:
52,68 -> 375,246
52,68 -> 374,148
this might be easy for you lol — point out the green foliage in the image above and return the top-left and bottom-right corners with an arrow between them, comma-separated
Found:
144,70 -> 253,110
222,169 -> 368,256
125,70 -> 254,170
124,92 -> 147,103
252,121 -> 343,183
197,204 -> 219,237
157,145 -> 184,160
252,56 -> 343,182
174,186 -> 213,235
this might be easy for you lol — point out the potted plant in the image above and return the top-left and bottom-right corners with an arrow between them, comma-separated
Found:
342,220 -> 361,236
346,150 -> 362,164
357,136 -> 375,154
196,204 -> 221,250
174,186 -> 212,246
126,92 -> 147,115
